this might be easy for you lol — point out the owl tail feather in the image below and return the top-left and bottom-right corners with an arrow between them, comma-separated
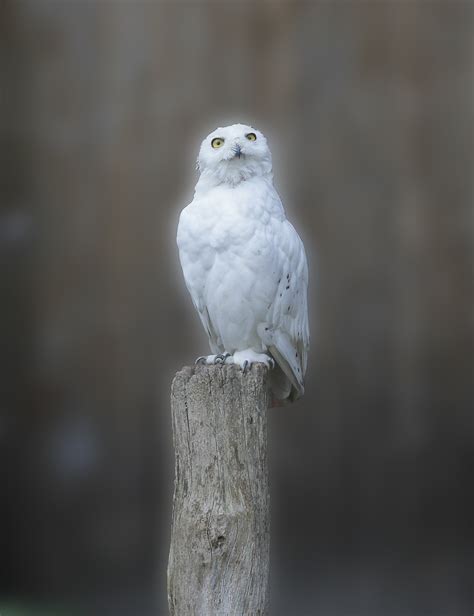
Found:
268,348 -> 304,405
269,340 -> 304,399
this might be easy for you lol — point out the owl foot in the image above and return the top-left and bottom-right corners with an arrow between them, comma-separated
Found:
215,352 -> 231,364
227,350 -> 275,372
195,353 -> 232,366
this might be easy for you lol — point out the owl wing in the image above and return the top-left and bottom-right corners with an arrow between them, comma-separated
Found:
195,303 -> 222,355
263,218 -> 309,399
177,204 -> 223,355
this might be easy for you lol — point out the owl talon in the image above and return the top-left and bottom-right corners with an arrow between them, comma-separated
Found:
268,357 -> 275,369
242,360 -> 250,373
195,356 -> 207,365
215,352 -> 231,364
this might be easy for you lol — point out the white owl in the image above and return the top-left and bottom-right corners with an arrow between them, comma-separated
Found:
177,124 -> 309,402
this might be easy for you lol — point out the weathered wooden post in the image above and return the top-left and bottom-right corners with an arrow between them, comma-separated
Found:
167,363 -> 270,616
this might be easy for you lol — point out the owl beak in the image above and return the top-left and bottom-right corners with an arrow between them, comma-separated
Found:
233,144 -> 242,159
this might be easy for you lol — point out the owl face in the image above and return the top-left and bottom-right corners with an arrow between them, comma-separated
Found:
197,124 -> 272,185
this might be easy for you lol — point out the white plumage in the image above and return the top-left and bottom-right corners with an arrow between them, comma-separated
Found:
177,124 -> 309,401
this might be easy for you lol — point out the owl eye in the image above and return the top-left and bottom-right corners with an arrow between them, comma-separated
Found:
246,133 -> 257,141
211,137 -> 224,148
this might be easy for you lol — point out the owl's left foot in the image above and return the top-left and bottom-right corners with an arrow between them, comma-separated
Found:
227,350 -> 275,372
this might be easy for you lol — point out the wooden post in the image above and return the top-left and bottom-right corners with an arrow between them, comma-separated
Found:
167,364 -> 270,616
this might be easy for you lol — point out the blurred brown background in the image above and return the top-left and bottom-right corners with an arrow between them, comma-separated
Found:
1,1 -> 473,615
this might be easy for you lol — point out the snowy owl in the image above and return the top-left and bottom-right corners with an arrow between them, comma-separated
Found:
177,124 -> 309,402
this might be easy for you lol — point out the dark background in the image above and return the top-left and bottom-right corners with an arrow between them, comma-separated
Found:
1,1 -> 473,615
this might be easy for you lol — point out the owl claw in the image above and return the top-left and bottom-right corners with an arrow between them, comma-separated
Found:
242,360 -> 250,373
268,357 -> 275,369
195,356 -> 207,365
214,353 -> 231,364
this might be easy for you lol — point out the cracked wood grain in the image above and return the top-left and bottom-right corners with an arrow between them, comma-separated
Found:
168,364 -> 270,616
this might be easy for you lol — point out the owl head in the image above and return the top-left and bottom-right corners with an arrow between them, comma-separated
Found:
197,124 -> 272,186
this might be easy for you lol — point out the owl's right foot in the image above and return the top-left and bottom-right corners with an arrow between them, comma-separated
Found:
195,353 -> 231,365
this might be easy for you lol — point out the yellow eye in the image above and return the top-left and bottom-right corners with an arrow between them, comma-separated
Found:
211,137 -> 224,148
246,132 -> 257,141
